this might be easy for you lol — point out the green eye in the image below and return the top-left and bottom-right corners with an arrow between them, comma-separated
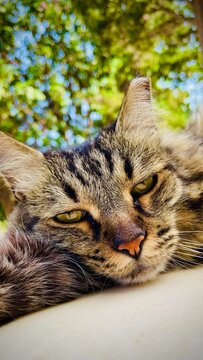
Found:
54,210 -> 86,224
132,175 -> 157,196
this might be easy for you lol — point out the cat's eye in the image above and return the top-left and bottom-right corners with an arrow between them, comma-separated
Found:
54,210 -> 86,224
132,175 -> 157,196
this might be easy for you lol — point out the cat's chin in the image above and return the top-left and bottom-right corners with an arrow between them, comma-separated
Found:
116,262 -> 166,286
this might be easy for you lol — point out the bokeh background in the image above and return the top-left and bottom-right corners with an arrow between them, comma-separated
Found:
0,0 -> 203,223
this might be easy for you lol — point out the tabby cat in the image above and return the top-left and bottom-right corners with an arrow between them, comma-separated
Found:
0,78 -> 202,324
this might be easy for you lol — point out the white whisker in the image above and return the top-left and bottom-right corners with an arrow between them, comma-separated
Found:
179,230 -> 203,233
175,250 -> 203,259
170,258 -> 190,270
177,245 -> 203,255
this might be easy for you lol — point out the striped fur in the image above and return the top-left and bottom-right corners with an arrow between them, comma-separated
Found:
0,77 -> 202,324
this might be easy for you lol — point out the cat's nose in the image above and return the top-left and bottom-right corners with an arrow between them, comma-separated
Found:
117,234 -> 145,259
106,214 -> 146,259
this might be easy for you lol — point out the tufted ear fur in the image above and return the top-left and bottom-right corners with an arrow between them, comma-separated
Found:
0,132 -> 46,199
116,77 -> 157,135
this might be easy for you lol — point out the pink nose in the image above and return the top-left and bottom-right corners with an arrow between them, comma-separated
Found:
117,235 -> 145,259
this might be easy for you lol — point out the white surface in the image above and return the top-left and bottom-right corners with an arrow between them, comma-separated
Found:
0,266 -> 203,360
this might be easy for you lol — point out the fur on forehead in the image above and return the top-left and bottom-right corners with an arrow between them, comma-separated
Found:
0,132 -> 47,195
115,77 -> 158,139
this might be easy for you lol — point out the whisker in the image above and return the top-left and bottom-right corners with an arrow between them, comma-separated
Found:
174,255 -> 201,266
177,245 -> 203,254
179,238 -> 203,244
170,257 -> 190,270
67,257 -> 95,287
175,250 -> 203,259
179,230 -> 203,233
180,241 -> 203,248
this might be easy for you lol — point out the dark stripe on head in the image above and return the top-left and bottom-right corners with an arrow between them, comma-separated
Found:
66,152 -> 88,186
124,157 -> 133,179
73,169 -> 88,186
94,140 -> 114,173
63,183 -> 79,202
66,153 -> 77,174
88,157 -> 103,177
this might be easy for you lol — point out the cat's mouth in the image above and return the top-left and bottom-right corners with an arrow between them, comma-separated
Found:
117,262 -> 165,285
109,254 -> 168,286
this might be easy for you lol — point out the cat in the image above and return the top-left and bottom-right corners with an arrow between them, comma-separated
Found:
0,77 -> 202,324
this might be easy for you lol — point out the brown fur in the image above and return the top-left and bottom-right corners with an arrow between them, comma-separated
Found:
0,77 -> 202,324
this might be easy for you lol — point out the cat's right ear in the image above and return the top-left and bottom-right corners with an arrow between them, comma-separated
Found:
0,132 -> 46,199
115,77 -> 157,136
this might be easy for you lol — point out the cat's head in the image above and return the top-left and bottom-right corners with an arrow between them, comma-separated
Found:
0,78 -> 183,285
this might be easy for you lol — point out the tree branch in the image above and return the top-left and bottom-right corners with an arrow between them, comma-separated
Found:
193,0 -> 203,58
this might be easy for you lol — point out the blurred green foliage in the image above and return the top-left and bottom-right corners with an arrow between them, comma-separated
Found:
0,204 -> 5,221
0,218 -> 7,233
0,0 -> 202,151
0,203 -> 6,228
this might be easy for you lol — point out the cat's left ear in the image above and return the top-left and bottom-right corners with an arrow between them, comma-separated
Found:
116,77 -> 157,135
0,132 -> 46,199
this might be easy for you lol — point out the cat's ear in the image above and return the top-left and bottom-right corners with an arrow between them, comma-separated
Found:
0,132 -> 46,199
116,77 -> 156,135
